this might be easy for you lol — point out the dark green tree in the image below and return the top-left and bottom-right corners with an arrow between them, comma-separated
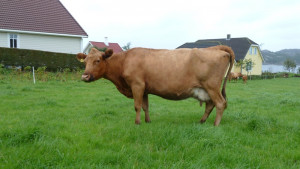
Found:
122,42 -> 131,51
283,58 -> 296,72
234,59 -> 255,75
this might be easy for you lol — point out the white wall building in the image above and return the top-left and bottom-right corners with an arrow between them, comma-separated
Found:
0,0 -> 88,54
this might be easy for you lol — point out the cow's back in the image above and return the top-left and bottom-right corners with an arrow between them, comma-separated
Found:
122,48 -> 230,99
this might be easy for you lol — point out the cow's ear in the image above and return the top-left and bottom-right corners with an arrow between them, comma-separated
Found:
77,53 -> 87,62
103,49 -> 113,59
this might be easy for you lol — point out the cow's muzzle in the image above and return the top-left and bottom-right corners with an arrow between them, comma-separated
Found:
81,73 -> 94,82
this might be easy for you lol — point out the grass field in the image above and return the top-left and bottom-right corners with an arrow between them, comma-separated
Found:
0,75 -> 299,168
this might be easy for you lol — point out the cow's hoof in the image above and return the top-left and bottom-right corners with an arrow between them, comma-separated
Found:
214,122 -> 220,126
135,120 -> 141,125
200,120 -> 206,124
145,120 -> 151,123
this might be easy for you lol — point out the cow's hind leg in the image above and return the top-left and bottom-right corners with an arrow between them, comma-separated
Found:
200,101 -> 215,124
142,94 -> 151,123
207,89 -> 227,126
132,83 -> 145,125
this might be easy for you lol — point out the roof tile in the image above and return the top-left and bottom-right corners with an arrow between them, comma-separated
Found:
0,0 -> 88,36
177,38 -> 258,60
90,41 -> 123,53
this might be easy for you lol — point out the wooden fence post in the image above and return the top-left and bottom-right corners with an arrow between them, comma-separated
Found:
33,66 -> 36,84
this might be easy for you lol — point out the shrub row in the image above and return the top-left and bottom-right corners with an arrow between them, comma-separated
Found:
0,65 -> 83,82
0,47 -> 84,71
247,72 -> 300,80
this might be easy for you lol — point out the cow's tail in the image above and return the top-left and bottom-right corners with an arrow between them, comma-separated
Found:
220,46 -> 235,101
210,45 -> 235,102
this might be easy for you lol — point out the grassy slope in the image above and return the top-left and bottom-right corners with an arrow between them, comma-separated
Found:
0,78 -> 299,168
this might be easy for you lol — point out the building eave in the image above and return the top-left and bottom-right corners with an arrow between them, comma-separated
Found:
0,28 -> 88,38
83,42 -> 93,54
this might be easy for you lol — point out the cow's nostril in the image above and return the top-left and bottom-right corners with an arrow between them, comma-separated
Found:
81,74 -> 90,81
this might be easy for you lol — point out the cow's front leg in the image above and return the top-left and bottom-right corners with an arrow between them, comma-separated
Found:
142,94 -> 151,123
132,83 -> 145,125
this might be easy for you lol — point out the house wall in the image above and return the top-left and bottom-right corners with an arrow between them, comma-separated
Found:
0,32 -> 82,54
20,33 -> 82,54
231,46 -> 263,75
0,32 -> 8,47
83,43 -> 92,54
232,64 -> 241,73
242,46 -> 263,75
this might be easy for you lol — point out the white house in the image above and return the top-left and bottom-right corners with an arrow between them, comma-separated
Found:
0,0 -> 88,54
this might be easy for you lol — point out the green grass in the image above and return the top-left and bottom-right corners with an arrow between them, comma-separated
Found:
0,76 -> 299,168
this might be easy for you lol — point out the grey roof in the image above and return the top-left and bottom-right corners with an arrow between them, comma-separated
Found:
0,0 -> 88,37
177,37 -> 258,61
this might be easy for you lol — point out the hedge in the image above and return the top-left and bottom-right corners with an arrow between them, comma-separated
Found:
0,47 -> 84,71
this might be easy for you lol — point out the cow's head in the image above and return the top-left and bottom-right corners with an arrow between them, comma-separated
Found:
76,48 -> 113,82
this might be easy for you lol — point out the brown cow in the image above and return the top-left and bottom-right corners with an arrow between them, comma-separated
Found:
242,75 -> 248,84
229,72 -> 242,82
77,45 -> 235,126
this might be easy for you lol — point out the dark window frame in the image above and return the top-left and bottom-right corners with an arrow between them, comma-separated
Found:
9,34 -> 18,48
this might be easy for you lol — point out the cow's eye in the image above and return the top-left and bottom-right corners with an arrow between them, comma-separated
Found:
95,60 -> 100,64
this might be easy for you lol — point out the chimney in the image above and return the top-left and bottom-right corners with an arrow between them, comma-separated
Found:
226,34 -> 231,40
104,37 -> 109,46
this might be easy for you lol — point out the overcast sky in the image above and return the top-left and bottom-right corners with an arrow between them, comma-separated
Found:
60,0 -> 300,52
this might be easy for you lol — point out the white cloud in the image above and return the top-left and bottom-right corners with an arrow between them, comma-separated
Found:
61,0 -> 300,51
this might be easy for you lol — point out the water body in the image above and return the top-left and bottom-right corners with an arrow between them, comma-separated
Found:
262,64 -> 300,73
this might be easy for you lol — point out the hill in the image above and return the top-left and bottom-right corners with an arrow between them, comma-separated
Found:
262,49 -> 300,65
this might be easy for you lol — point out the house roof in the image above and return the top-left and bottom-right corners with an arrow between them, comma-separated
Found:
89,41 -> 123,53
0,0 -> 88,37
177,37 -> 259,61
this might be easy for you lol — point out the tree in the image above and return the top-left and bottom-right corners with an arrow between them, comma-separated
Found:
259,43 -> 264,49
283,58 -> 296,72
122,42 -> 131,51
234,59 -> 255,75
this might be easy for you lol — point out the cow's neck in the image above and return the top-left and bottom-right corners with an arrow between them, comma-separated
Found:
103,52 -> 132,98
104,53 -> 124,81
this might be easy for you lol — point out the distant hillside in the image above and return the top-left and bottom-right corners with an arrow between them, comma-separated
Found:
262,49 -> 300,65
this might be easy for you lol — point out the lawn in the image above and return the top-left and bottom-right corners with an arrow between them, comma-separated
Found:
0,75 -> 299,168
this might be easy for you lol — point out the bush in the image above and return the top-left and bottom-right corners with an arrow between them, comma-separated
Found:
37,66 -> 47,73
24,66 -> 32,72
91,47 -> 107,52
63,68 -> 71,73
0,63 -> 5,73
0,47 -> 84,71
36,66 -> 47,81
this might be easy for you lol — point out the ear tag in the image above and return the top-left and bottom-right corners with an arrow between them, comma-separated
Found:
80,59 -> 84,62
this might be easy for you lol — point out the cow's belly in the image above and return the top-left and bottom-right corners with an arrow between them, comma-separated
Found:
191,88 -> 211,102
147,87 -> 211,102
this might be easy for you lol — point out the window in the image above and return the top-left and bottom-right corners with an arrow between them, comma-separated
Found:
249,47 -> 253,55
246,61 -> 253,71
249,47 -> 258,55
9,34 -> 18,48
